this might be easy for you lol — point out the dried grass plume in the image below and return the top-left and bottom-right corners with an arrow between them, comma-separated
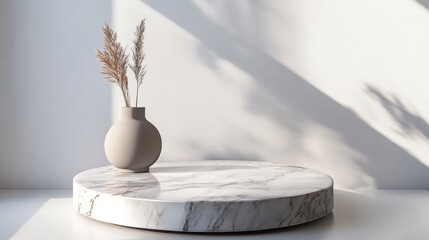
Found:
96,23 -> 131,107
96,20 -> 148,107
129,19 -> 146,107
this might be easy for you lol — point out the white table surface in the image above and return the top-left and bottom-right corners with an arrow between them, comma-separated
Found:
1,189 -> 429,240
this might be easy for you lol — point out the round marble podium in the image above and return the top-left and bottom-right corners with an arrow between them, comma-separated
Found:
73,161 -> 333,232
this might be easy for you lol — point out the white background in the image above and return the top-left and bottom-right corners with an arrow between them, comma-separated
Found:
1,0 -> 429,189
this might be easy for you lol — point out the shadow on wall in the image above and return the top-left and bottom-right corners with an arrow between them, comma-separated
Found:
144,0 -> 429,189
0,0 -> 111,188
416,0 -> 429,9
366,85 -> 429,140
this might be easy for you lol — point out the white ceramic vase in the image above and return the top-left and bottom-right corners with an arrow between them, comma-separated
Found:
104,107 -> 162,172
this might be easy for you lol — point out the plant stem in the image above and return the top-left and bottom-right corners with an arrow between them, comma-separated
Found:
135,90 -> 139,107
121,89 -> 130,107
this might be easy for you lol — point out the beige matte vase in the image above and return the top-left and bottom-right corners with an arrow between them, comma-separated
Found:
104,107 -> 162,172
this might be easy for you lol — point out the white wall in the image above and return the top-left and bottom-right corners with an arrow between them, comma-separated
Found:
1,0 -> 428,189
113,0 -> 429,189
0,0 -> 111,188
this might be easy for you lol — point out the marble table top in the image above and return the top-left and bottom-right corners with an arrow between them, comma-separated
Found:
73,160 -> 333,232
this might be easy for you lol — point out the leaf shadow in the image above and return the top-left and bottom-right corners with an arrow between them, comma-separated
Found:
366,85 -> 429,140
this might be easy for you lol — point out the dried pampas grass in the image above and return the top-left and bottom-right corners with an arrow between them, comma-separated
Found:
129,20 -> 146,107
96,20 -> 147,107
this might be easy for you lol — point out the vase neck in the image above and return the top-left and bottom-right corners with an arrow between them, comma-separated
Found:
122,107 -> 146,120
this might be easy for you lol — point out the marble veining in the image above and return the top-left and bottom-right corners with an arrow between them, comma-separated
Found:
73,160 -> 333,232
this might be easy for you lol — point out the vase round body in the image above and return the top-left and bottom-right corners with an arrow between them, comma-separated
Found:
104,107 -> 162,172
